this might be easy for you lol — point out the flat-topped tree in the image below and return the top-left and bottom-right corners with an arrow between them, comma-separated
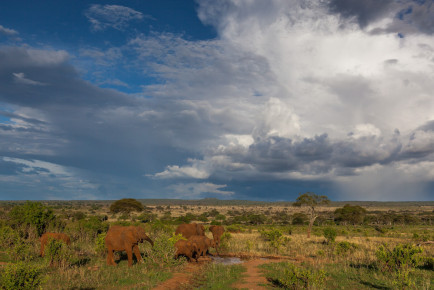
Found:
293,192 -> 330,238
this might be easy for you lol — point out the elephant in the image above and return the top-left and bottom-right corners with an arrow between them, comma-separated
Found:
40,232 -> 71,257
188,235 -> 216,257
105,225 -> 154,267
175,223 -> 205,239
174,239 -> 199,262
209,225 -> 225,254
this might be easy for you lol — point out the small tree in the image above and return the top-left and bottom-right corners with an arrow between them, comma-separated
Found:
109,198 -> 144,214
334,204 -> 366,225
293,192 -> 330,238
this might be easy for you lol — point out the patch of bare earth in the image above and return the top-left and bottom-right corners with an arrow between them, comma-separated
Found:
152,260 -> 206,290
232,258 -> 282,290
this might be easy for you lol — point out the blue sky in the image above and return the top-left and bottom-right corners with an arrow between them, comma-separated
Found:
1,0 -> 434,201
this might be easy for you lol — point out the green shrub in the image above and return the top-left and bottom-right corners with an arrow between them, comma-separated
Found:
376,243 -> 424,288
0,262 -> 44,290
9,201 -> 55,236
263,262 -> 326,289
226,225 -> 243,233
323,227 -> 337,244
219,232 -> 232,252
95,232 -> 107,256
334,241 -> 358,255
376,243 -> 423,272
149,220 -> 173,235
44,238 -> 73,267
0,225 -> 19,248
143,233 -> 184,268
292,213 -> 308,225
260,228 -> 284,251
7,238 -> 37,262
137,212 -> 157,223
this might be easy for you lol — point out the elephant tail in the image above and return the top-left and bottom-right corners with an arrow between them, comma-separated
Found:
145,235 -> 154,247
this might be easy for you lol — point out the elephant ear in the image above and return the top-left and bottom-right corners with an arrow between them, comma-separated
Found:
134,226 -> 146,241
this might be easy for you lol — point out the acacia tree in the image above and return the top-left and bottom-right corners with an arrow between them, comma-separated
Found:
293,192 -> 330,238
109,198 -> 144,214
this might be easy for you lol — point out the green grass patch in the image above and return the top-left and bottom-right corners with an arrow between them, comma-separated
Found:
191,263 -> 245,289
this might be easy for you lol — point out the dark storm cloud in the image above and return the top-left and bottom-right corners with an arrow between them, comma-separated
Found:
0,46 -> 228,183
328,0 -> 395,27
212,126 -> 434,180
245,134 -> 332,173
329,0 -> 434,35
0,47 -> 136,108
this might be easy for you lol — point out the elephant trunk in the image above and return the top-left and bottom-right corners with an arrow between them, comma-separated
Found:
145,235 -> 154,247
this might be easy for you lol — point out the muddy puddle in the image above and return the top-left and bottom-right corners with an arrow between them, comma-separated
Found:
211,256 -> 243,265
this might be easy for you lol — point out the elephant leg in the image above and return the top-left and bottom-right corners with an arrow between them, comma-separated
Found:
107,248 -> 116,266
133,245 -> 142,264
126,248 -> 134,267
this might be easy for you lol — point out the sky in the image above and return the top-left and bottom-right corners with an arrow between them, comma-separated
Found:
0,0 -> 433,201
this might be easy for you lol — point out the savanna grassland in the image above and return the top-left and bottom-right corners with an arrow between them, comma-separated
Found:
0,198 -> 433,289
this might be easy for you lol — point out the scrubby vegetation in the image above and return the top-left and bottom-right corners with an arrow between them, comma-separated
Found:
0,198 -> 432,289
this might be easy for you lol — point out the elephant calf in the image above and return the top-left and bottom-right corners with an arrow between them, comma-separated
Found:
209,225 -> 225,255
174,239 -> 199,262
40,232 -> 71,257
105,225 -> 154,267
188,235 -> 216,258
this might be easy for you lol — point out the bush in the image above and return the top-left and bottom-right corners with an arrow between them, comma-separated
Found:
334,241 -> 358,255
292,213 -> 308,225
0,262 -> 44,289
9,201 -> 55,236
149,220 -> 173,235
7,238 -> 37,262
110,198 -> 144,214
263,262 -> 326,289
65,216 -> 108,242
137,212 -> 157,223
323,227 -> 337,244
219,232 -> 232,252
0,225 -> 19,248
95,232 -> 107,256
44,238 -> 73,267
260,229 -> 284,251
226,225 -> 244,233
376,243 -> 424,288
334,204 -> 367,225
143,233 -> 185,268
376,243 -> 423,272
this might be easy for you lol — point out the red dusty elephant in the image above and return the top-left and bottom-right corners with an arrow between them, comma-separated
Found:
40,232 -> 71,257
174,239 -> 199,262
209,225 -> 225,254
188,235 -> 216,258
175,223 -> 205,239
105,225 -> 154,267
